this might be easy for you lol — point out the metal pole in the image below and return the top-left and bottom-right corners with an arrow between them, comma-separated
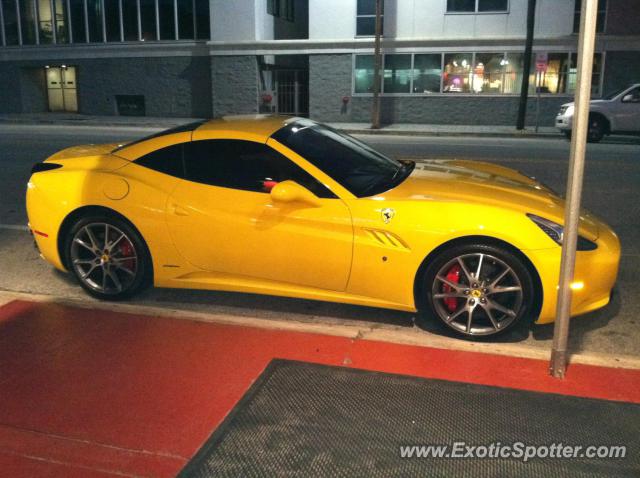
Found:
535,71 -> 540,133
370,0 -> 382,129
549,0 -> 599,379
516,0 -> 536,130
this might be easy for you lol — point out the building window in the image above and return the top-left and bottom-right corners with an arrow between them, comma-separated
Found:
573,0 -> 606,34
413,54 -> 442,93
177,0 -> 194,40
447,0 -> 508,13
383,54 -> 411,93
354,55 -> 376,93
105,0 -> 121,42
140,0 -> 157,40
443,53 -> 472,93
567,52 -> 603,95
195,0 -> 210,39
18,0 -> 36,44
0,0 -> 211,46
38,0 -> 55,44
356,0 -> 383,36
122,0 -> 139,41
268,0 -> 294,21
158,0 -> 175,40
353,51 -> 602,96
53,0 -> 69,43
69,0 -> 87,42
86,0 -> 104,42
1,0 -> 19,45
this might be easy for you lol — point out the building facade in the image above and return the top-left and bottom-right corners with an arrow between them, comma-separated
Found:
1,0 -> 639,125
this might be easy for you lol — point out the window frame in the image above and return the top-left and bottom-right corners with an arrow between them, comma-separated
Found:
445,0 -> 510,15
573,0 -> 607,34
355,0 -> 383,37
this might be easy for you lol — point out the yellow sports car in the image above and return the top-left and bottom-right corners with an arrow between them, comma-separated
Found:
26,116 -> 620,338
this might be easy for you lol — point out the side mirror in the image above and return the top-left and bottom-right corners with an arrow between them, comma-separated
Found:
270,180 -> 321,207
622,93 -> 639,103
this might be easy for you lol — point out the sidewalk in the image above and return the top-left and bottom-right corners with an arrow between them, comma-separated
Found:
0,113 -> 561,138
1,298 -> 639,477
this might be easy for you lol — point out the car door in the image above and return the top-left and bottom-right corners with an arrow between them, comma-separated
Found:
165,139 -> 354,291
614,86 -> 640,132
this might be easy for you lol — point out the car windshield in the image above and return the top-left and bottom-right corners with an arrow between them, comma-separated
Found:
272,120 -> 413,197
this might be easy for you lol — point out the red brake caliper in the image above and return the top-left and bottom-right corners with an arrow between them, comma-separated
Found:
119,240 -> 136,272
442,264 -> 461,312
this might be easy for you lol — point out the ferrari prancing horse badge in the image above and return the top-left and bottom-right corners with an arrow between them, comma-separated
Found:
381,208 -> 395,224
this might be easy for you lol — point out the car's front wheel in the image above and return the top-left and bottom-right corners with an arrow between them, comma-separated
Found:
419,243 -> 535,338
65,215 -> 151,300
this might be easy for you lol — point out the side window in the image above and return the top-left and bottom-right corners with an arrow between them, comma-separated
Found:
135,143 -> 185,178
183,140 -> 337,199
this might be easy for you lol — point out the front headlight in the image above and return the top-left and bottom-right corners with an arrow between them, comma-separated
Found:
527,214 -> 597,251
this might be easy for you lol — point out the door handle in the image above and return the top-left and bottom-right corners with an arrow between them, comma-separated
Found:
172,204 -> 189,216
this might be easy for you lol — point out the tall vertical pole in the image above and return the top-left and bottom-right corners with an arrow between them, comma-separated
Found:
371,0 -> 382,129
550,0 -> 599,379
516,0 -> 536,130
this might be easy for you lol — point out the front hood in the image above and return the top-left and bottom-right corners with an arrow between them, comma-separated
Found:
382,160 -> 600,240
562,99 -> 607,108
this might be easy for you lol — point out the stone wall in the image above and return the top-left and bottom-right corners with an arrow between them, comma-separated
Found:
0,56 -> 212,117
211,56 -> 259,117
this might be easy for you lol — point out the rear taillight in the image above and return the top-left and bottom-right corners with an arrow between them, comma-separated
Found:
31,162 -> 62,174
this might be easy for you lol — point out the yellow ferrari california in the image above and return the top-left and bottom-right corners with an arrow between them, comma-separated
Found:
26,116 -> 620,338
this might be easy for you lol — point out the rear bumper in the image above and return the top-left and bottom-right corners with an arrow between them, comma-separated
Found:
530,224 -> 621,324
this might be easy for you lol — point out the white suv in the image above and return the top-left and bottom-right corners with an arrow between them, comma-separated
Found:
555,83 -> 640,142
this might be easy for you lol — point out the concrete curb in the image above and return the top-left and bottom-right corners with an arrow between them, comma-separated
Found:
1,289 -> 639,371
0,118 -> 563,139
341,128 -> 562,139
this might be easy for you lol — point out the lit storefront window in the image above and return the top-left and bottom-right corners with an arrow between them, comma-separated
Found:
354,52 -> 602,96
383,54 -> 411,94
443,53 -> 472,93
413,54 -> 442,93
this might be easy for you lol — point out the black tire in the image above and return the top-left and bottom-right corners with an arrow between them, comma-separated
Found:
417,243 -> 535,339
64,214 -> 152,300
587,116 -> 605,143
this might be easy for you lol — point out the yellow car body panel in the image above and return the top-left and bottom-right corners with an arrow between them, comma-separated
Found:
26,116 -> 620,324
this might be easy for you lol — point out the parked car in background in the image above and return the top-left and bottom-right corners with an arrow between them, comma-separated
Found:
556,84 -> 640,143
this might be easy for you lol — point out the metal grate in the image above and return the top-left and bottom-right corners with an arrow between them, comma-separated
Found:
180,360 -> 640,477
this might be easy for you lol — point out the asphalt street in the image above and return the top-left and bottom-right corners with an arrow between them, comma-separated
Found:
1,124 -> 638,358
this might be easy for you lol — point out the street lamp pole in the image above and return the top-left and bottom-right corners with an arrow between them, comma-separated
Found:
371,0 -> 383,129
550,0 -> 599,379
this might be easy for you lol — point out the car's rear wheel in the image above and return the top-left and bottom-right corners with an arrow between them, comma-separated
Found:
419,244 -> 535,338
66,215 -> 151,300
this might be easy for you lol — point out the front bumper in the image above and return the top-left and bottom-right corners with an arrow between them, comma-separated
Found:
555,114 -> 573,131
529,222 -> 621,324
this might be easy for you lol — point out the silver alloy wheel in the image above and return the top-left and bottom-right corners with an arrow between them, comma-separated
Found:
70,223 -> 138,295
431,253 -> 524,336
